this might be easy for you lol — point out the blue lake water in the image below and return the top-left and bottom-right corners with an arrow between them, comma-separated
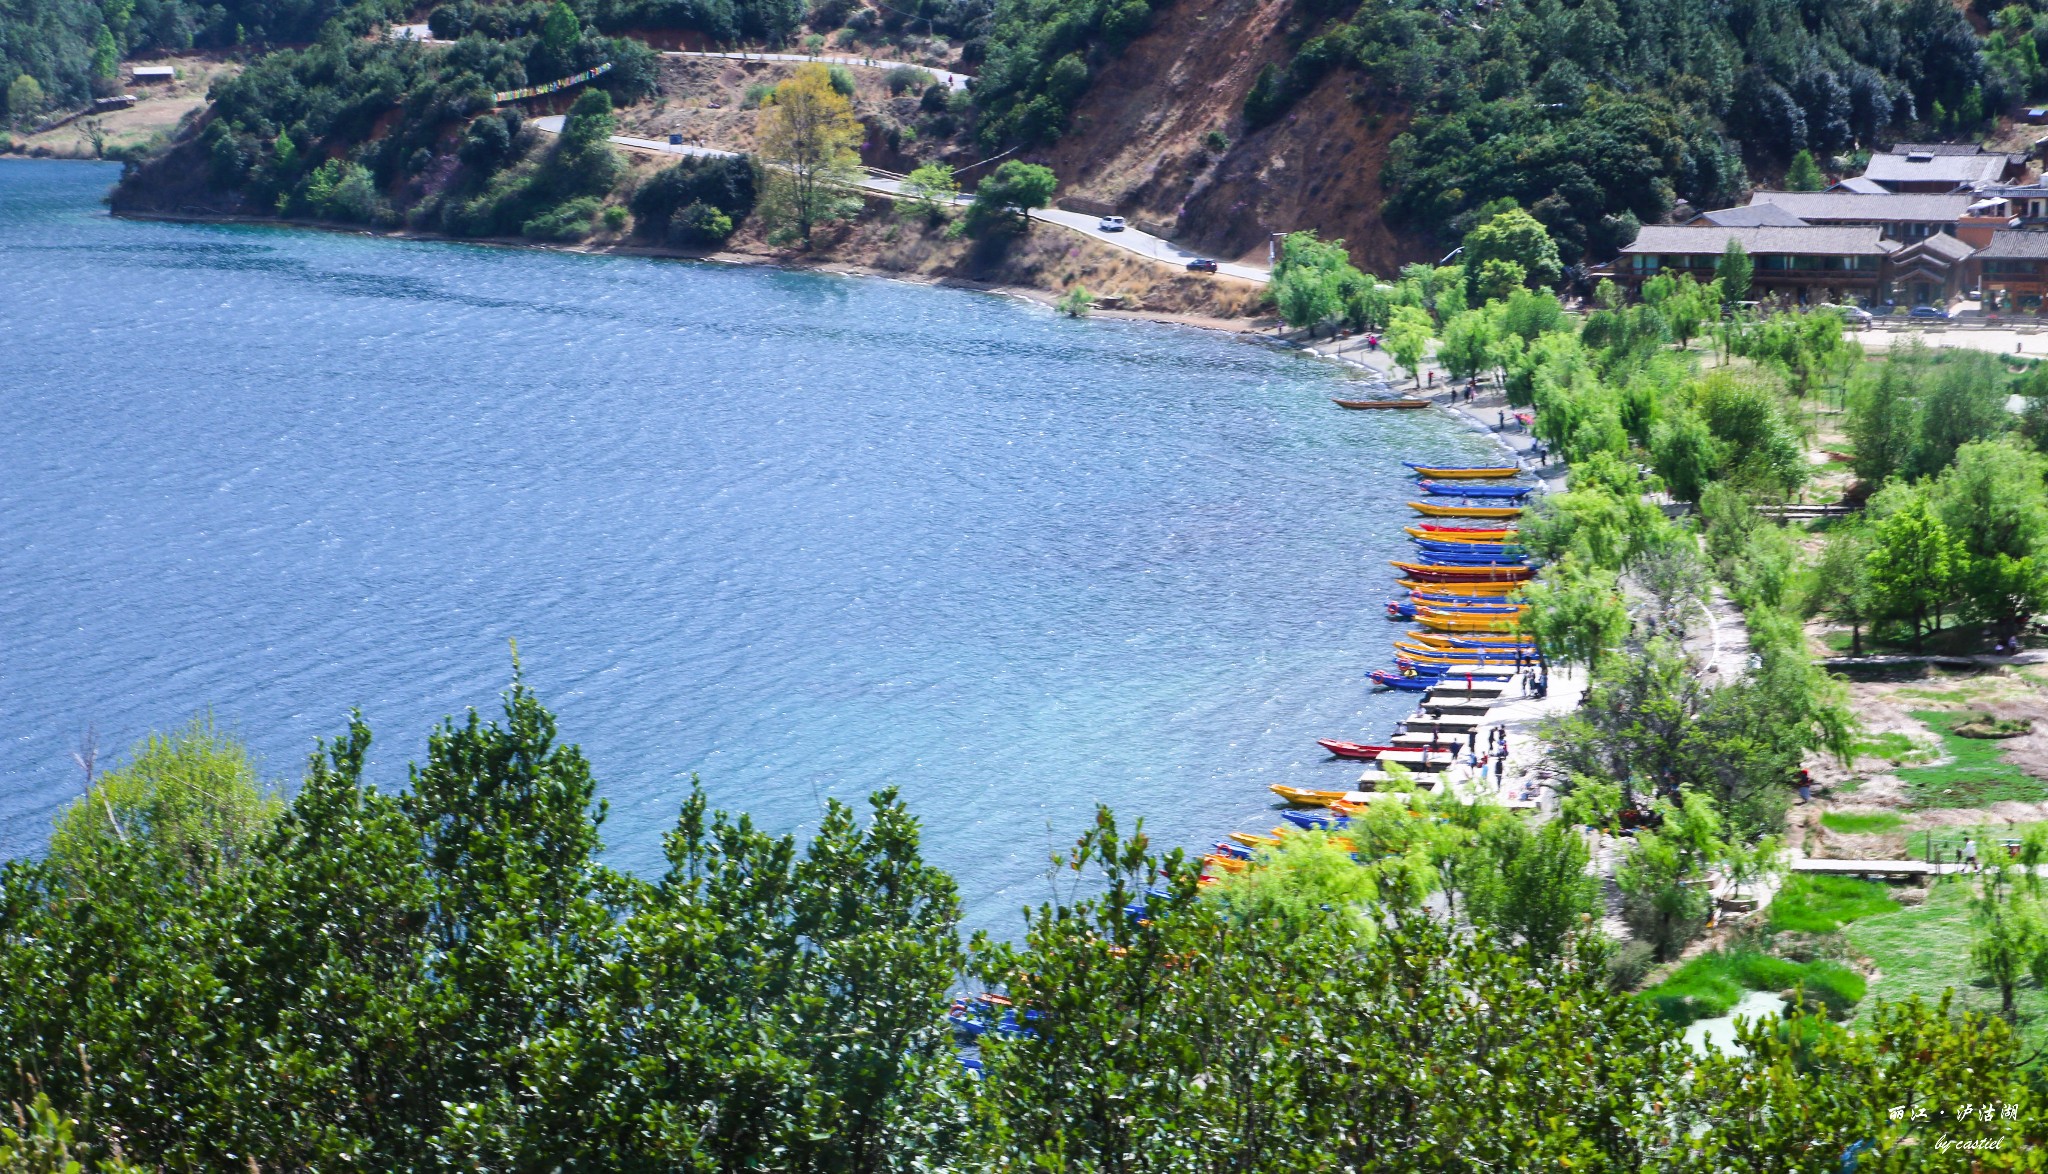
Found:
0,160 -> 1505,930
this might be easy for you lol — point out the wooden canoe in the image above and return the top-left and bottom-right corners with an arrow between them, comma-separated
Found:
1270,784 -> 1378,806
1409,501 -> 1525,519
1404,526 -> 1519,542
1403,463 -> 1521,479
1334,398 -> 1431,409
1402,630 -> 1534,648
1396,578 -> 1524,596
1317,739 -> 1386,760
1390,560 -> 1537,582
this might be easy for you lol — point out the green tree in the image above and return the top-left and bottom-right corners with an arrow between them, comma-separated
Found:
963,159 -> 1056,237
1928,438 -> 2048,632
50,715 -> 280,887
1909,350 -> 2012,479
1615,792 -> 1725,960
894,160 -> 958,222
1463,818 -> 1600,960
1866,488 -> 1960,646
540,0 -> 579,54
1783,148 -> 1826,191
91,25 -> 118,81
1520,557 -> 1630,670
1649,407 -> 1719,504
1845,350 -> 1918,487
1806,522 -> 1874,656
1716,238 -> 1752,306
758,62 -> 865,247
1435,309 -> 1499,381
1461,207 -> 1562,302
1056,284 -> 1094,317
7,73 -> 45,124
1385,304 -> 1434,386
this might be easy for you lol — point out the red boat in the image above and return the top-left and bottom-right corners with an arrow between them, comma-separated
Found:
1316,739 -> 1393,759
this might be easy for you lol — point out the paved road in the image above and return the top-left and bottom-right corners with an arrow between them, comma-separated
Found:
530,115 -> 1269,283
663,50 -> 973,91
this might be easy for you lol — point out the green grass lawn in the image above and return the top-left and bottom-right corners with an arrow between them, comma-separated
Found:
1894,711 -> 2048,808
1844,878 -> 2048,1051
1818,812 -> 1905,835
1849,731 -> 1929,766
1767,873 -> 1902,934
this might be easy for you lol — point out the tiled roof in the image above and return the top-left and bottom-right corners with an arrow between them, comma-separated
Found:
1860,154 -> 2007,186
1886,142 -> 1999,156
1835,177 -> 1889,193
1893,233 -> 1977,262
1701,203 -> 1810,227
1746,191 -> 1977,221
1976,230 -> 2048,260
1621,224 -> 1896,256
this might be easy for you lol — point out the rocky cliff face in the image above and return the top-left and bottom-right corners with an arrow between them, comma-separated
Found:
1039,0 -> 1431,276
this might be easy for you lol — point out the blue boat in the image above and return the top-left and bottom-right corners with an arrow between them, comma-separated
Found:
1280,808 -> 1351,830
1369,670 -> 1438,690
1417,480 -> 1536,499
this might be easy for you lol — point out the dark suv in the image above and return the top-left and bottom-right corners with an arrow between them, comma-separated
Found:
1186,258 -> 1218,273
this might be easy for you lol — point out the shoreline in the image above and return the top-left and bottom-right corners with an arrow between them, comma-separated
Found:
103,200 -> 1271,337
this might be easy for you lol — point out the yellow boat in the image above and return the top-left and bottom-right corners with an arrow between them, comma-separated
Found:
1404,526 -> 1519,543
1394,643 -> 1529,665
1229,831 -> 1282,848
1397,578 -> 1524,597
1404,465 -> 1522,480
1202,853 -> 1248,873
1270,784 -> 1377,806
1404,630 -> 1532,648
1409,501 -> 1525,519
1416,608 -> 1525,633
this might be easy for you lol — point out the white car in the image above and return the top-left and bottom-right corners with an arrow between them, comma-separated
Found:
1817,304 -> 1874,326
1097,215 -> 1127,232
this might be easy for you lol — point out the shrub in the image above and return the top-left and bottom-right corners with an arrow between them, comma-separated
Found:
1642,949 -> 1868,1026
1203,128 -> 1229,153
602,204 -> 628,231
887,65 -> 935,94
827,64 -> 856,96
1604,940 -> 1657,992
743,82 -> 776,108
631,155 -> 756,240
667,201 -> 735,246
521,195 -> 602,240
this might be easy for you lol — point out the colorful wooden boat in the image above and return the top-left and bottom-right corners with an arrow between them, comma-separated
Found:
1280,808 -> 1349,830
1370,669 -> 1438,691
1397,578 -> 1524,597
1403,630 -> 1534,648
1391,560 -> 1537,582
1316,738 -> 1387,760
1270,784 -> 1376,806
1404,526 -> 1520,542
1409,501 -> 1525,519
1403,463 -> 1521,479
1202,852 -> 1248,873
1229,831 -> 1282,849
1334,397 -> 1430,409
1418,480 -> 1536,499
1415,611 -> 1525,634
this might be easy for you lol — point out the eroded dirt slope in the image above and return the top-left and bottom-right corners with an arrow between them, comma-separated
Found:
1042,0 -> 1430,274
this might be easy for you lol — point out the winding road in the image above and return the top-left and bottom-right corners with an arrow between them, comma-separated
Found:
530,115 -> 1270,283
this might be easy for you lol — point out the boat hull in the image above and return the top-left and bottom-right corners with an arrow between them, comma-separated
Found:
1333,398 -> 1430,409
1403,464 -> 1521,479
1409,502 -> 1524,519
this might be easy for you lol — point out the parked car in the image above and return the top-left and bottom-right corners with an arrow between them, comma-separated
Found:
1186,258 -> 1218,273
1816,303 -> 1874,325
1098,215 -> 1127,232
1908,304 -> 1949,320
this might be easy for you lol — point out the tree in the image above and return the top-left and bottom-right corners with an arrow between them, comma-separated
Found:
1435,309 -> 1499,380
963,160 -> 1056,237
1056,285 -> 1094,317
1783,148 -> 1826,191
1461,208 -> 1562,303
1649,408 -> 1719,504
1865,488 -> 1959,646
1909,350 -> 2012,479
1807,523 -> 1874,656
7,73 -> 44,125
1969,833 -> 2048,1020
894,161 -> 958,222
1273,259 -> 1344,333
91,26 -> 118,81
1845,350 -> 1917,487
1271,230 -> 1362,334
49,715 -> 280,888
1716,239 -> 1752,306
1928,439 -> 2048,632
1463,819 -> 1600,960
1385,305 -> 1434,386
757,62 -> 865,247
1615,792 -> 1725,960
1520,557 -> 1630,670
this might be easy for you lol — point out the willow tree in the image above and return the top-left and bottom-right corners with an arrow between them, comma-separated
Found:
758,63 -> 865,247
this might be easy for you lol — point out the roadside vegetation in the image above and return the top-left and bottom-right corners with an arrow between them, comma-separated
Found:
1,685 -> 2039,1169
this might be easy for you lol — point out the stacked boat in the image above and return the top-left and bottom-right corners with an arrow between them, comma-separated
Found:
1189,457 -> 1543,888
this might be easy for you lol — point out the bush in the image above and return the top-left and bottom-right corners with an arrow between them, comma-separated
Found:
1642,949 -> 1868,1026
1605,940 -> 1657,992
667,201 -> 735,246
827,64 -> 856,96
602,204 -> 628,231
743,82 -> 776,108
522,195 -> 602,240
887,65 -> 935,94
630,155 -> 756,241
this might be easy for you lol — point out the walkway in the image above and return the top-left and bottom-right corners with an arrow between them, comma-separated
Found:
662,50 -> 973,91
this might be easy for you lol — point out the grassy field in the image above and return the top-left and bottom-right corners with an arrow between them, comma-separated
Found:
1818,812 -> 1905,835
1849,730 -> 1930,766
1844,879 -> 2048,1051
1895,710 -> 2048,807
1767,873 -> 1901,934
1641,949 -> 1866,1026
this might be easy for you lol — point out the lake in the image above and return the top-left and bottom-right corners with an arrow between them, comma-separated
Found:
0,160 -> 1505,930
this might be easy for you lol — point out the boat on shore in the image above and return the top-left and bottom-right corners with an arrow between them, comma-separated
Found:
1397,578 -> 1525,596
1316,738 -> 1391,760
1408,501 -> 1525,519
1390,560 -> 1536,582
1333,397 -> 1431,409
1418,480 -> 1536,499
1405,526 -> 1520,542
1402,463 -> 1521,479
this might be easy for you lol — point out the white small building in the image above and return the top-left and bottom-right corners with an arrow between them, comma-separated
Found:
129,65 -> 175,83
